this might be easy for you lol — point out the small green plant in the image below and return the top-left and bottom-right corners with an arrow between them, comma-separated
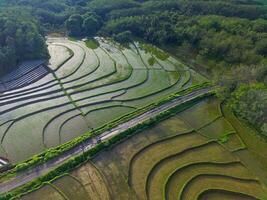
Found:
85,39 -> 100,49
218,134 -> 230,143
148,57 -> 156,66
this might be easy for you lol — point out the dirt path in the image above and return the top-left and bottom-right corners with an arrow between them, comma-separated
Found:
0,87 -> 212,194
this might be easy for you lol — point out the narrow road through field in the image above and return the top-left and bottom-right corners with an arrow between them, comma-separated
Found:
0,87 -> 212,194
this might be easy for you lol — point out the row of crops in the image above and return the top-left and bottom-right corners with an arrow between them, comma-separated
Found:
20,98 -> 267,200
0,37 -> 207,163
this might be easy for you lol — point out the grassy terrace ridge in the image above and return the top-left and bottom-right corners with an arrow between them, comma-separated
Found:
0,86 -> 213,199
163,161 -> 248,199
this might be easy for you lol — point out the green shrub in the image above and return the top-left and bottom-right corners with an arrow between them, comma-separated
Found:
85,39 -> 100,49
114,31 -> 132,43
148,57 -> 156,66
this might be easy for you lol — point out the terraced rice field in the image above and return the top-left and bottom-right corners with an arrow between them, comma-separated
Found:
20,98 -> 267,200
0,37 -> 207,163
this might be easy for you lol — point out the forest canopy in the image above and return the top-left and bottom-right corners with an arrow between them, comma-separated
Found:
0,9 -> 49,75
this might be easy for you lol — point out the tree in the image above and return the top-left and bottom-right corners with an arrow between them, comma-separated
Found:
66,14 -> 83,36
256,39 -> 267,57
82,16 -> 100,36
261,123 -> 267,137
114,31 -> 132,43
253,19 -> 267,32
228,83 -> 267,127
0,13 -> 49,76
0,47 -> 16,75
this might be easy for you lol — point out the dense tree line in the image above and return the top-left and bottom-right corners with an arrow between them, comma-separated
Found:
105,0 -> 267,20
101,13 -> 267,64
66,12 -> 102,37
0,10 -> 49,76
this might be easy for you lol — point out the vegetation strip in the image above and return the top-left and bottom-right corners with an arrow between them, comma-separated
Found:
0,85 -> 212,199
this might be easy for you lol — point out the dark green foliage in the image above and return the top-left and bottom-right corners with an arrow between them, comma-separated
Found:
83,16 -> 99,36
106,0 -> 267,20
100,13 -> 177,44
102,14 -> 266,65
2,0 -> 267,78
66,14 -> 83,36
255,39 -> 267,57
83,12 -> 102,36
228,83 -> 267,133
65,12 -> 102,37
5,0 -> 72,31
148,57 -> 156,66
0,12 -> 49,76
215,65 -> 267,135
88,0 -> 139,17
113,30 -> 132,43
